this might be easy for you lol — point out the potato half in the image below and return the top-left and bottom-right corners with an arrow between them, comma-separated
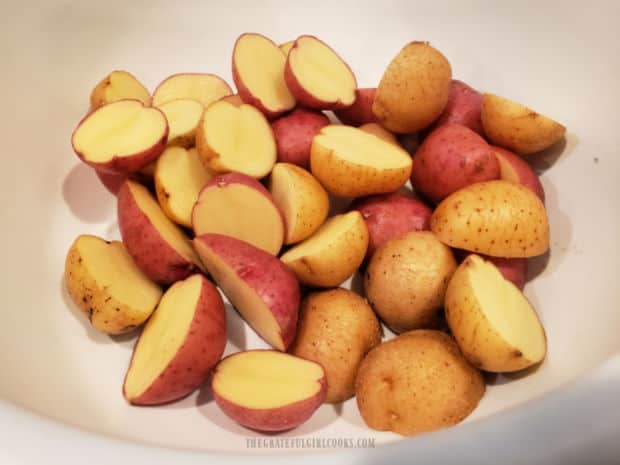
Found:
445,254 -> 547,372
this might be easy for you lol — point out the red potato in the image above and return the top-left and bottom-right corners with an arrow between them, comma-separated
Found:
285,35 -> 357,110
151,73 -> 232,108
118,180 -> 205,285
194,234 -> 300,351
232,33 -> 296,119
279,41 -> 295,56
352,192 -> 432,260
334,88 -> 377,126
212,350 -> 327,431
411,123 -> 500,203
271,108 -> 330,169
454,249 -> 528,290
192,172 -> 285,255
433,80 -> 484,135
72,100 -> 168,174
123,275 -> 226,405
89,70 -> 151,109
493,146 -> 545,202
95,170 -> 127,195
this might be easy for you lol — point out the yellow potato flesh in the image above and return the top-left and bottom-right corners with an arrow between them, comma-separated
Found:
152,74 -> 231,107
279,40 -> 294,55
103,71 -> 150,105
193,241 -> 284,350
313,125 -> 410,169
124,275 -> 201,399
203,101 -> 276,177
73,101 -> 166,162
289,36 -> 356,104
234,34 -> 295,111
128,181 -> 203,268
213,351 -> 323,408
158,99 -> 203,145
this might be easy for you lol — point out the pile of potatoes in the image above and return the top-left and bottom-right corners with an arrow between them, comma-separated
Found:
64,34 -> 565,436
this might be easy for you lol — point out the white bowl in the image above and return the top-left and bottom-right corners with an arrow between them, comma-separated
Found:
1,1 -> 619,463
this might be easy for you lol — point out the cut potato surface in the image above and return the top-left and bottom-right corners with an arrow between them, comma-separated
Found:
285,35 -> 356,109
157,99 -> 203,148
233,33 -> 296,118
196,100 -> 276,178
90,70 -> 150,109
445,255 -> 547,372
65,235 -> 162,334
281,211 -> 368,287
192,173 -> 284,255
279,40 -> 295,55
155,147 -> 214,227
269,163 -> 329,244
72,100 -> 167,173
310,125 -> 412,197
431,180 -> 549,257
152,73 -> 232,107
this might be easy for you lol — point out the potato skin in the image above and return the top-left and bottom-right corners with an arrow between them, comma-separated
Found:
433,80 -> 483,135
334,88 -> 377,126
291,289 -> 381,403
364,231 -> 457,333
355,330 -> 485,436
431,180 -> 550,257
271,109 -> 329,169
481,93 -> 566,155
64,236 -> 161,334
373,41 -> 452,133
411,123 -> 500,203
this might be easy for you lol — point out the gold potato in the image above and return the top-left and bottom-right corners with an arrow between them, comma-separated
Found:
355,330 -> 485,436
89,70 -> 150,110
292,289 -> 381,403
372,41 -> 452,133
65,235 -> 162,334
481,93 -> 566,155
445,254 -> 547,372
431,180 -> 549,257
364,231 -> 457,333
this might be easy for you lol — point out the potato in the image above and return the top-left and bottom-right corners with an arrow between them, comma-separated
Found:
271,108 -> 329,169
89,70 -> 150,109
65,235 -> 162,334
280,211 -> 369,288
151,73 -> 232,108
355,330 -> 485,435
454,249 -> 528,291
123,274 -> 226,405
431,180 -> 550,257
481,93 -> 566,155
373,41 -> 452,133
157,99 -> 203,148
445,254 -> 546,372
493,145 -> 545,202
433,80 -> 484,135
334,88 -> 377,126
358,123 -> 399,146
291,289 -> 381,403
364,231 -> 457,333
351,192 -> 432,260
411,123 -> 500,203
310,125 -> 412,197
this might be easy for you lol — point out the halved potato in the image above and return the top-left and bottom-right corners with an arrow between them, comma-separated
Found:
481,93 -> 566,155
65,235 -> 162,334
310,125 -> 412,197
151,73 -> 232,108
280,211 -> 368,287
154,147 -> 214,227
90,70 -> 150,109
157,98 -> 203,148
445,254 -> 547,372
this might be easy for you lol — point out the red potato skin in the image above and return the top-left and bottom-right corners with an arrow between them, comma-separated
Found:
123,276 -> 227,405
193,234 -> 300,350
433,80 -> 484,135
284,36 -> 358,110
351,192 -> 432,260
212,351 -> 327,431
333,88 -> 377,126
96,169 -> 126,195
271,109 -> 330,169
411,123 -> 500,203
71,101 -> 168,175
492,146 -> 546,203
454,249 -> 527,290
232,33 -> 293,120
117,181 -> 202,285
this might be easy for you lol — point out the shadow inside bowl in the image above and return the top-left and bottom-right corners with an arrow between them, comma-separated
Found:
529,133 -> 576,174
485,359 -> 545,386
62,163 -> 114,223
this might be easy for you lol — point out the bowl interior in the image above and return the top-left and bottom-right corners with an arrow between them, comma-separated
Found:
1,0 -> 619,454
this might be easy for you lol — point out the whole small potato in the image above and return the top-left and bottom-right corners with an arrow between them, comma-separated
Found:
433,80 -> 484,135
411,123 -> 500,203
364,231 -> 457,333
271,108 -> 329,169
373,41 -> 452,133
292,289 -> 381,403
355,330 -> 485,436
